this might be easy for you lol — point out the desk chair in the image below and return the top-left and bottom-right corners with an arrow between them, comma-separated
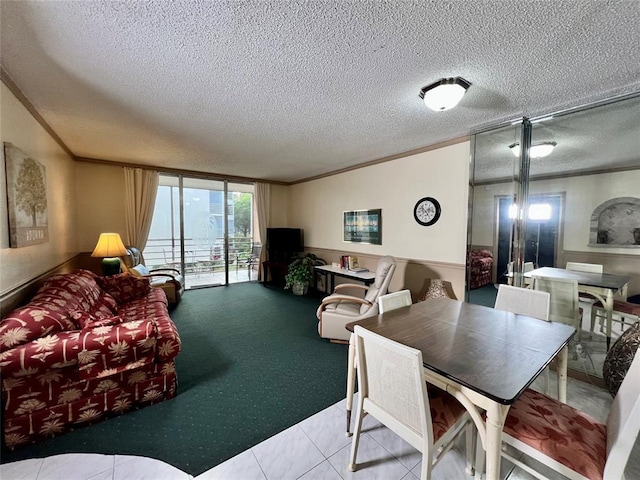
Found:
349,326 -> 474,479
316,255 -> 396,342
476,348 -> 640,480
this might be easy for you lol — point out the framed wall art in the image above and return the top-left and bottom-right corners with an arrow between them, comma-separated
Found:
343,209 -> 382,245
3,142 -> 49,247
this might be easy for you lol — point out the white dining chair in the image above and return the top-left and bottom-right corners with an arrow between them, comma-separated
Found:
378,289 -> 412,313
494,284 -> 556,399
506,261 -> 534,286
566,262 -> 604,310
494,284 -> 550,322
566,261 -> 603,274
348,325 -> 474,479
346,288 -> 412,436
532,276 -> 582,341
476,347 -> 640,480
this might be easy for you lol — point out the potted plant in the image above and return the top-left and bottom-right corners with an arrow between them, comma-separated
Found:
284,253 -> 327,295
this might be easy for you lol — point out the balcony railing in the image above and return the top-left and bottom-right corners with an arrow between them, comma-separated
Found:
143,237 -> 257,277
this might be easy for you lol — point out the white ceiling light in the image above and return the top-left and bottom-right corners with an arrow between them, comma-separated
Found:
509,141 -> 557,158
419,77 -> 471,111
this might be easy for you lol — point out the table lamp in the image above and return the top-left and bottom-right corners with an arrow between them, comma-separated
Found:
91,233 -> 128,276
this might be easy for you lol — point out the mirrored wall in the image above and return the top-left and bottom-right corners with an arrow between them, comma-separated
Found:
466,94 -> 640,379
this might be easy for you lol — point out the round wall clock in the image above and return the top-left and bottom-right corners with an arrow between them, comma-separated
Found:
413,197 -> 441,226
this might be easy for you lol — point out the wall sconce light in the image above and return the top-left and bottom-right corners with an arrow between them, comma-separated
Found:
91,232 -> 128,276
509,142 -> 557,158
419,77 -> 471,111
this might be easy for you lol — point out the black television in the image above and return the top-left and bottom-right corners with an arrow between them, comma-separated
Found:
266,228 -> 303,262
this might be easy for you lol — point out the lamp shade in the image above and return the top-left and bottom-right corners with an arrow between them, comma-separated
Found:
91,233 -> 128,258
419,77 -> 471,111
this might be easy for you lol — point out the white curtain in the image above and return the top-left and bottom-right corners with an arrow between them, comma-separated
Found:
124,167 -> 159,257
255,182 -> 271,281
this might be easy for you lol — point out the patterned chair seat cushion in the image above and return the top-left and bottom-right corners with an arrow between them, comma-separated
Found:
593,299 -> 640,317
503,388 -> 606,480
427,384 -> 467,442
603,321 -> 640,395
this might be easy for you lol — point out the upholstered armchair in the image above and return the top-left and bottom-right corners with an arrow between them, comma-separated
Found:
468,249 -> 493,289
316,255 -> 396,342
123,247 -> 185,304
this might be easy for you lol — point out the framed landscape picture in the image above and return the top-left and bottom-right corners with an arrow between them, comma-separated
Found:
343,209 -> 382,245
4,142 -> 49,247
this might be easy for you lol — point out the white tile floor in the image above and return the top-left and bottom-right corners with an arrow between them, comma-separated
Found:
3,373 -> 639,480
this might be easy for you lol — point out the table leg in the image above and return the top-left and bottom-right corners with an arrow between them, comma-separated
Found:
557,345 -> 568,403
346,333 -> 356,436
484,402 -> 509,480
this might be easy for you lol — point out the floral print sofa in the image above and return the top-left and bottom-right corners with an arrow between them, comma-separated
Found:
0,270 -> 181,449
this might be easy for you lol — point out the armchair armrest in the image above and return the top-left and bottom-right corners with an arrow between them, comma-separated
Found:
316,294 -> 373,318
334,283 -> 370,293
149,267 -> 181,276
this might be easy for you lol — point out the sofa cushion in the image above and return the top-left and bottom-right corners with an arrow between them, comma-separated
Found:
0,306 -> 75,349
97,273 -> 152,304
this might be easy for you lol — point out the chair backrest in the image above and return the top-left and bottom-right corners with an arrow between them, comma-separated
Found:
353,325 -> 432,451
251,243 -> 262,257
566,262 -> 603,274
494,284 -> 550,321
379,290 -> 412,313
532,276 -> 580,328
604,348 -> 640,478
360,256 -> 397,314
125,246 -> 143,268
523,262 -> 534,273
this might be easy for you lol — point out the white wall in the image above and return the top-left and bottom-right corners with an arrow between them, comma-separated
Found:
288,142 -> 470,264
0,82 -> 78,295
472,169 -> 640,254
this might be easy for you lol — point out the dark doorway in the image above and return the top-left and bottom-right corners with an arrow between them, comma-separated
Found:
496,194 -> 562,284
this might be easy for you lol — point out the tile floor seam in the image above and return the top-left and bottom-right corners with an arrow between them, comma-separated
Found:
294,458 -> 332,480
249,446 -> 269,480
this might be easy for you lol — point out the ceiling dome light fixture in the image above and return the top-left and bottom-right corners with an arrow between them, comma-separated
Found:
509,141 -> 557,158
419,77 -> 471,112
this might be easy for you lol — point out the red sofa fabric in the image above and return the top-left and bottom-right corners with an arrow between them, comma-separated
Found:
1,270 -> 181,449
468,249 -> 494,290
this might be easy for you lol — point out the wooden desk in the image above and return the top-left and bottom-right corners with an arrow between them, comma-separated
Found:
528,267 -> 631,349
347,297 -> 574,480
314,264 -> 376,293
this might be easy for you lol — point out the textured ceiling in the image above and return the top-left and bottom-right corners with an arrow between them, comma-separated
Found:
1,0 -> 639,183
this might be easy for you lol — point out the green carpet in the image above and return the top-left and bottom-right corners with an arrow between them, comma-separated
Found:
1,284 -> 349,476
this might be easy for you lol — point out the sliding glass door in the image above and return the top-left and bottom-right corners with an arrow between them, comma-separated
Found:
145,175 -> 256,289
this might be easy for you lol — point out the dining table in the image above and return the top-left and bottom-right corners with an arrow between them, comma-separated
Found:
527,266 -> 631,349
345,297 -> 575,480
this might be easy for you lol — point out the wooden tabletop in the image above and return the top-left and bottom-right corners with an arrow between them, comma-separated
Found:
527,266 -> 631,290
346,297 -> 575,404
